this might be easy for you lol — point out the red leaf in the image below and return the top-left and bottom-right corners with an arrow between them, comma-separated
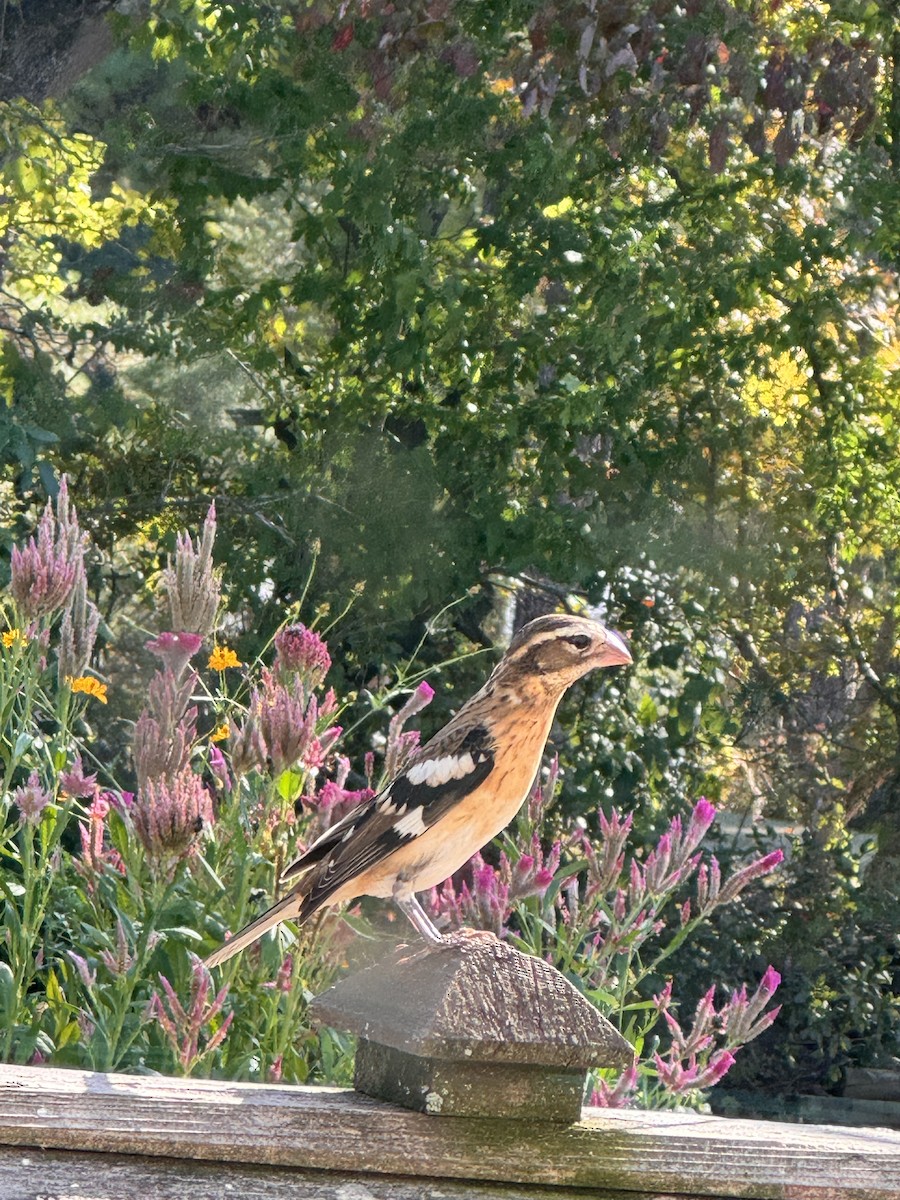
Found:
332,23 -> 354,51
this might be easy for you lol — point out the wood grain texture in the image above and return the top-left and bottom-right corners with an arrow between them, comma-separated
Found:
309,940 -> 634,1069
0,1146 -> 677,1200
0,1064 -> 898,1199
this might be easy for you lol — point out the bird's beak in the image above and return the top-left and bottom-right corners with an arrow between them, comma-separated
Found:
600,627 -> 632,667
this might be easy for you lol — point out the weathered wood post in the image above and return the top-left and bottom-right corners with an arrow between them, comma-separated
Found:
309,938 -> 634,1123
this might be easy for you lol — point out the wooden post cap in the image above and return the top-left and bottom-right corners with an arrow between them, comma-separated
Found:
309,938 -> 634,1122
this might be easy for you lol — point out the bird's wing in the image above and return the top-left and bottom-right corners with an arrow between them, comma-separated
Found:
280,723 -> 495,912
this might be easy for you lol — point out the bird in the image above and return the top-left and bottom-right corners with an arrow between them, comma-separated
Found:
205,612 -> 632,967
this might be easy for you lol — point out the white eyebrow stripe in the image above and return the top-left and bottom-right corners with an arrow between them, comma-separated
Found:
393,807 -> 428,837
406,752 -> 476,787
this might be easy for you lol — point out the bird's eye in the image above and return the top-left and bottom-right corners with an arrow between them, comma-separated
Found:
565,634 -> 592,650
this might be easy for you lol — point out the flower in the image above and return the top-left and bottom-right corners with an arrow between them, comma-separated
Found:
208,744 -> 232,793
162,503 -> 220,638
208,645 -> 241,671
132,766 -> 214,879
59,755 -> 97,798
75,792 -> 126,892
132,669 -> 197,790
273,623 -> 331,685
249,669 -> 337,776
1,629 -> 25,648
67,951 -> 97,991
146,954 -> 233,1074
68,676 -> 108,704
210,723 -> 229,742
146,631 -> 204,677
14,770 -> 51,825
589,1061 -> 639,1108
10,477 -> 86,620
57,567 -> 100,687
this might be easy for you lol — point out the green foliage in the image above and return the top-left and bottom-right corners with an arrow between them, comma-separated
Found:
1,0 -> 900,1101
666,825 -> 900,1094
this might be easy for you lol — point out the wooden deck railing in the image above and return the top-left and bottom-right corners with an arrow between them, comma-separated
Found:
1,1062 -> 898,1199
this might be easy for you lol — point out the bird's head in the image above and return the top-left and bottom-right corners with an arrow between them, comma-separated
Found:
497,613 -> 632,695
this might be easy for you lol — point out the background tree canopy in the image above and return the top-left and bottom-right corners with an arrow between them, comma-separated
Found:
1,0 -> 899,1093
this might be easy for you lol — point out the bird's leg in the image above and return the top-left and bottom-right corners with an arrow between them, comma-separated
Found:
394,891 -> 445,945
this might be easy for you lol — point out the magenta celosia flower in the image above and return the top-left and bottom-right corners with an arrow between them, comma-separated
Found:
655,1047 -> 736,1093
509,834 -> 561,900
163,504 -> 220,639
718,849 -> 784,905
308,780 -> 375,830
384,728 -> 420,780
721,965 -> 783,1043
10,477 -> 86,621
67,951 -> 97,991
57,566 -> 100,686
59,755 -> 97,798
468,854 -> 510,937
255,671 -> 315,775
146,631 -> 204,678
401,680 -> 434,717
99,916 -> 139,977
227,711 -> 267,778
75,792 -> 125,891
589,1061 -> 639,1108
133,669 -> 198,791
14,770 -> 51,825
208,744 -> 232,792
262,955 -> 294,994
132,767 -> 214,879
146,953 -> 232,1074
273,623 -> 331,686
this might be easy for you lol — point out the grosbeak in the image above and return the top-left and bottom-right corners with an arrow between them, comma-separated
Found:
205,612 -> 631,966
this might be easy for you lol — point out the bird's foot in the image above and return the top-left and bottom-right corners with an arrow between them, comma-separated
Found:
434,925 -> 499,949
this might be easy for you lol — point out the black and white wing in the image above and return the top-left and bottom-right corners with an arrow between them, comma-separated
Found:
281,723 -> 495,919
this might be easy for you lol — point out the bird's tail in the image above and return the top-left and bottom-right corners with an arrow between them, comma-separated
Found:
204,889 -> 305,970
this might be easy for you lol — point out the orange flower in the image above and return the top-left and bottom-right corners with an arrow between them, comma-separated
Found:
68,676 -> 108,704
210,723 -> 230,742
208,646 -> 241,671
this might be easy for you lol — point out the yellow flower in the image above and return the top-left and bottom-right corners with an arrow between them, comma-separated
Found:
210,722 -> 230,742
68,676 -> 108,704
208,646 -> 241,671
2,629 -> 25,648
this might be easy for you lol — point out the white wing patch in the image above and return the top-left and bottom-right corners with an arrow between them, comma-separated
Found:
393,806 -> 428,837
406,752 -> 476,788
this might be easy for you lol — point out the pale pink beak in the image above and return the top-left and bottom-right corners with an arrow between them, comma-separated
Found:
600,627 -> 632,667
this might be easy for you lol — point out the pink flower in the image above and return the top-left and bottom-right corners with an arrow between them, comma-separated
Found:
133,668 -> 198,791
717,849 -> 784,907
208,744 -> 232,792
59,755 -> 97,798
75,792 -> 125,891
273,623 -> 331,686
589,1061 -> 639,1108
163,504 -> 220,639
14,770 -> 51,825
654,1048 -> 737,1093
99,917 -> 138,977
722,965 -> 783,1043
10,477 -> 85,620
509,835 -> 561,900
133,767 -> 214,879
146,631 -> 204,677
146,954 -> 232,1074
67,951 -> 97,990
57,567 -> 100,685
